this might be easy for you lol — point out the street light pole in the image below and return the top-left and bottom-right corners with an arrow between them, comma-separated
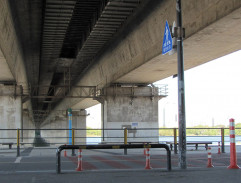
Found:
176,0 -> 187,169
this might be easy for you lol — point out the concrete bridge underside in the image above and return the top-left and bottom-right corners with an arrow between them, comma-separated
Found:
0,0 -> 240,131
62,1 -> 241,111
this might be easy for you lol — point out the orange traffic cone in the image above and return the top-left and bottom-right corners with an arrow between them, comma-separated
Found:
217,142 -> 221,154
228,118 -> 240,169
76,149 -> 83,171
145,148 -> 152,169
64,144 -> 67,157
207,147 -> 214,168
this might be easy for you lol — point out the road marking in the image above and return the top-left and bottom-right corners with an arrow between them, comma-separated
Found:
0,170 -> 56,174
14,157 -> 22,163
0,160 -> 70,164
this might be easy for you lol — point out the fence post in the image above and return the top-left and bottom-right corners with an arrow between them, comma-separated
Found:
17,128 -> 20,157
221,128 -> 225,153
174,128 -> 177,154
71,128 -> 76,156
124,128 -> 128,155
56,149 -> 61,174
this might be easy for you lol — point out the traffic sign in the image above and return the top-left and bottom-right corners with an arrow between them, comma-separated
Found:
162,20 -> 173,55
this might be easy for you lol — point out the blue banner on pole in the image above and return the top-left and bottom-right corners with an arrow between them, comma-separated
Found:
162,20 -> 173,55
68,113 -> 72,145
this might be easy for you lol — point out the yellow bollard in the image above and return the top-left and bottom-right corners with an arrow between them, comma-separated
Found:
124,128 -> 128,145
72,128 -> 75,145
17,128 -> 20,157
221,128 -> 225,153
173,128 -> 177,154
71,128 -> 76,156
124,128 -> 128,155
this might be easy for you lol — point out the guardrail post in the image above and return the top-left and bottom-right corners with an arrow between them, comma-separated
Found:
221,128 -> 225,153
167,148 -> 172,171
17,128 -> 20,157
174,128 -> 177,154
56,149 -> 61,174
124,128 -> 128,155
72,128 -> 76,156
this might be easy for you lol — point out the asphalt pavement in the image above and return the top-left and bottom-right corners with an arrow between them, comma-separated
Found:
0,145 -> 240,183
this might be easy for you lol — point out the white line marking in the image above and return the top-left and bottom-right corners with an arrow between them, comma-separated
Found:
14,157 -> 22,163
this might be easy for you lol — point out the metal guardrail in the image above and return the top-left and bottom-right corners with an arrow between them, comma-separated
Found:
1,127 -> 241,157
56,143 -> 172,174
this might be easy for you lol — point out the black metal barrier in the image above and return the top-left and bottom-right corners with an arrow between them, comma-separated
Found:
56,143 -> 171,174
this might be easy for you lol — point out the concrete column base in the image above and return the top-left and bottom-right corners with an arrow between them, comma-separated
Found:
41,109 -> 87,145
72,109 -> 87,145
22,110 -> 35,145
0,84 -> 22,143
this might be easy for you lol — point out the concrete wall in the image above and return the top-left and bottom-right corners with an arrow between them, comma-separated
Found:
41,111 -> 68,145
0,0 -> 33,123
0,84 -> 22,143
22,110 -> 35,144
102,87 -> 159,143
41,110 -> 87,145
72,110 -> 87,145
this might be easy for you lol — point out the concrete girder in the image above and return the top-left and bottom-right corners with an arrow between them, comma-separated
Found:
0,0 -> 34,116
0,1 -> 28,85
45,0 -> 241,116
0,49 -> 14,82
117,5 -> 241,83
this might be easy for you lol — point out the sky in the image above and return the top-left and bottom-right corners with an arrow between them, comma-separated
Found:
86,50 -> 241,128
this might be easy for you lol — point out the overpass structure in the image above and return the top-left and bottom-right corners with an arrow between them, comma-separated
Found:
0,0 -> 241,144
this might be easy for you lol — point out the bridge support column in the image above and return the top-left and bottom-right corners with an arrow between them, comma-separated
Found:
72,109 -> 87,145
41,111 -> 68,145
22,110 -> 35,144
0,84 -> 22,143
41,109 -> 87,145
101,85 -> 162,143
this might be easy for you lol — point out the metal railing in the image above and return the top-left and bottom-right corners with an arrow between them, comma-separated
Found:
1,127 -> 241,156
56,143 -> 172,174
153,84 -> 168,96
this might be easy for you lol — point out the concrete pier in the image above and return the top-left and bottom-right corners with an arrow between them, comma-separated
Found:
0,84 -> 22,143
22,110 -> 35,144
41,109 -> 87,145
101,85 -> 163,143
72,109 -> 87,144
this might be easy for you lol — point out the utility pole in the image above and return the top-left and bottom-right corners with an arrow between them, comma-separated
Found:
176,0 -> 187,169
